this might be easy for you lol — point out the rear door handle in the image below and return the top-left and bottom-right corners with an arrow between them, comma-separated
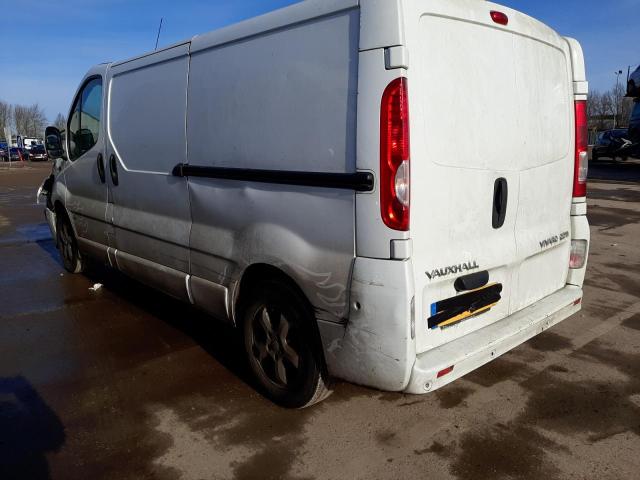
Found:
97,153 -> 106,183
109,154 -> 119,186
492,177 -> 508,229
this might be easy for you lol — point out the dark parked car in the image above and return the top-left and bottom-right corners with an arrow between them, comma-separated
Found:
592,129 -> 635,161
8,147 -> 30,161
28,145 -> 48,161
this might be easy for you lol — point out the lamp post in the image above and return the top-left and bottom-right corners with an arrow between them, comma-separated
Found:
614,70 -> 623,128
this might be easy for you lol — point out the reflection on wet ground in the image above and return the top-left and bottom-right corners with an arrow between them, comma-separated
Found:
1,162 -> 639,479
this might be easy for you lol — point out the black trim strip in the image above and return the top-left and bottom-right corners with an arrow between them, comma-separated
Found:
173,164 -> 374,192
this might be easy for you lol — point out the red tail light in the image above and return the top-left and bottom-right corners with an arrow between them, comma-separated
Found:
573,100 -> 588,198
380,77 -> 410,231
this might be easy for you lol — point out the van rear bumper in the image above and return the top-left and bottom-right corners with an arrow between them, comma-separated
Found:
404,285 -> 582,394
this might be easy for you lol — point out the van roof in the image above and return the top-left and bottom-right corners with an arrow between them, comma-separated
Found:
109,0 -> 358,68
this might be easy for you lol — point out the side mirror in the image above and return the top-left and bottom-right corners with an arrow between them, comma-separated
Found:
45,126 -> 65,159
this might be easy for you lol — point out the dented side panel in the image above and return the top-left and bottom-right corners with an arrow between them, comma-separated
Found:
186,9 -> 359,324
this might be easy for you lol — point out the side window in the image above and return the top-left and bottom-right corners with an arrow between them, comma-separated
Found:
68,99 -> 81,159
68,77 -> 102,161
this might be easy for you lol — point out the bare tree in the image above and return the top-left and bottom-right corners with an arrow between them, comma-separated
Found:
587,90 -> 614,132
54,113 -> 66,131
587,90 -> 602,131
13,103 -> 47,138
13,105 -> 30,137
0,100 -> 12,138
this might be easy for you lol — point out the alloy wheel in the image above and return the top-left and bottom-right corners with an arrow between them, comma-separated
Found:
250,305 -> 301,388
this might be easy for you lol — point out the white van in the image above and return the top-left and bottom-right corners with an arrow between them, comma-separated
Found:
42,0 -> 590,407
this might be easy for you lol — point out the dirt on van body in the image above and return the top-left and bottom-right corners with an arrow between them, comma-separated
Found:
1,160 -> 640,480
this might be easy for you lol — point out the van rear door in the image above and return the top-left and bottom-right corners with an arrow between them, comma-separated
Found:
406,1 -> 575,351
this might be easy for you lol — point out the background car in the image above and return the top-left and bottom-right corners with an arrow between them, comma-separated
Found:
8,147 -> 30,161
592,129 -> 635,161
28,145 -> 48,161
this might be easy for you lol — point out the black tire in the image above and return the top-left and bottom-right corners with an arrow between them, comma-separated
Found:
241,279 -> 331,408
57,211 -> 84,274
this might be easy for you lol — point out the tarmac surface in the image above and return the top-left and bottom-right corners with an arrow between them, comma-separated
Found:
1,160 -> 639,480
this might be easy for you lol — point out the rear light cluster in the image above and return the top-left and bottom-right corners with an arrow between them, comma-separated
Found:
573,100 -> 588,197
569,239 -> 587,269
380,77 -> 410,231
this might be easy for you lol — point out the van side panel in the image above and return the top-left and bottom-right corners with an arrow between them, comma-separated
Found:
186,9 -> 359,324
107,44 -> 192,275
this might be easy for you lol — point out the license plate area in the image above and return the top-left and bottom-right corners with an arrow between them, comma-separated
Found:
428,283 -> 503,329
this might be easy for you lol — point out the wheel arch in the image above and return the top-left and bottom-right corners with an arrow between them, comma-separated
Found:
53,200 -> 79,239
233,262 -> 329,377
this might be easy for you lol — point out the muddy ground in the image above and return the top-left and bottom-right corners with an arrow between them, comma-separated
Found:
1,160 -> 639,480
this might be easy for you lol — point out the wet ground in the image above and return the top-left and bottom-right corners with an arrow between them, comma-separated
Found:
1,160 -> 639,480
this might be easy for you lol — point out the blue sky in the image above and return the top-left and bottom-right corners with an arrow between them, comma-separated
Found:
0,0 -> 637,123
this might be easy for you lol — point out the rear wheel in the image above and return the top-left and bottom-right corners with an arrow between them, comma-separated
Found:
57,212 -> 84,274
241,279 -> 331,408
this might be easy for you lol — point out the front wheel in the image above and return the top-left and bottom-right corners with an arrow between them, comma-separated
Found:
241,279 -> 331,408
57,212 -> 84,274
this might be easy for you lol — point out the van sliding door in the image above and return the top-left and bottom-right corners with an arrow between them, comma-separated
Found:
106,43 -> 192,301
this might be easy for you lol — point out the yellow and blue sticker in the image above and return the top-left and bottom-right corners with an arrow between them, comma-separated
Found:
428,283 -> 503,330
